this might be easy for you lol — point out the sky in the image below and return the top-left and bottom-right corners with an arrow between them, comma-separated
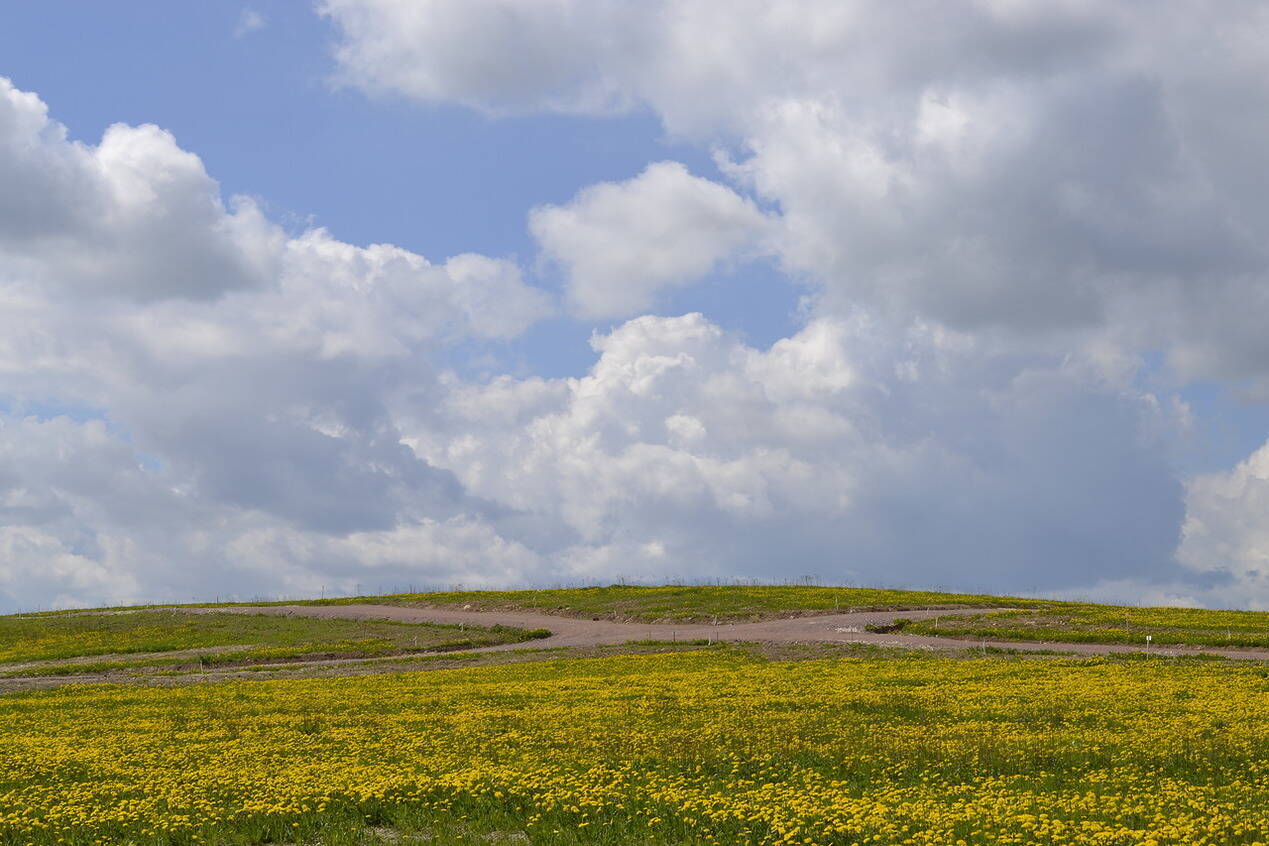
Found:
1,1 -> 1268,612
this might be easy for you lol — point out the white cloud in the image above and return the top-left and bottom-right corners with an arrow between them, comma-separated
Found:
1177,441 -> 1269,603
0,76 -> 1211,609
325,1 -> 1269,390
8,4 -> 1269,613
0,526 -> 135,611
402,312 -> 1190,596
530,162 -> 771,319
235,8 -> 267,37
0,80 -> 283,301
319,0 -> 650,114
0,409 -> 552,607
0,81 -> 560,610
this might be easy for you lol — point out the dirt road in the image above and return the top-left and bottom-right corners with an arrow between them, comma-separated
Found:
7,604 -> 1268,692
184,603 -> 1269,661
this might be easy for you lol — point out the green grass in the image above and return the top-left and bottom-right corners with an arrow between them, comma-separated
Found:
906,606 -> 1269,649
0,610 -> 543,676
299,584 -> 1042,621
301,585 -> 1269,648
23,584 -> 1033,621
14,584 -> 1269,652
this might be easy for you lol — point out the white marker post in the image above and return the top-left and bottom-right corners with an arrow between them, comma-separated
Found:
1146,634 -> 1152,653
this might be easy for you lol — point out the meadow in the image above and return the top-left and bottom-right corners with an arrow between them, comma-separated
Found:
34,585 -> 1269,651
302,584 -> 1269,649
0,611 -> 540,678
303,584 -> 1034,620
904,606 -> 1269,649
2,647 -> 1269,845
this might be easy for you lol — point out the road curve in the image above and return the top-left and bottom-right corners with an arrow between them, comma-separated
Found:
182,603 -> 1269,662
8,605 -> 1269,693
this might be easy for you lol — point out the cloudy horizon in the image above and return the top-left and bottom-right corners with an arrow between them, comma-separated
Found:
2,1 -> 1269,612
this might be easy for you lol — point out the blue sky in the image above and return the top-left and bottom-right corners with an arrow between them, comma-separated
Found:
2,2 -> 1268,611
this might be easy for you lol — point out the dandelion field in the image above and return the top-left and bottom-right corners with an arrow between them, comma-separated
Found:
3,648 -> 1269,845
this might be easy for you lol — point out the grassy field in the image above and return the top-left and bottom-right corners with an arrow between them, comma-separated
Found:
302,584 -> 1042,621
904,606 -> 1269,649
2,647 -> 1268,845
301,585 -> 1269,649
0,611 -> 543,678
17,584 -> 1269,651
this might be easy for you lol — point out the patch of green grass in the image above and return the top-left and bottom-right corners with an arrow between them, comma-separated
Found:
303,584 -> 1040,622
0,611 -> 543,675
906,607 -> 1269,649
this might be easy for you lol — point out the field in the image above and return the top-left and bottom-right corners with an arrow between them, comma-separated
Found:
302,584 -> 1033,621
39,585 -> 1269,649
0,611 -> 541,678
3,648 -> 1269,845
296,585 -> 1269,649
903,606 -> 1269,649
4,586 -> 1269,845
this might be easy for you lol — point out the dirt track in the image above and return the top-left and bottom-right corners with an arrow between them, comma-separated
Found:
184,603 -> 1269,661
8,604 -> 1269,692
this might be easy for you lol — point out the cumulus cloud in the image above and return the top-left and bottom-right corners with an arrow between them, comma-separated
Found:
7,2 -> 1269,612
1178,441 -> 1269,604
0,80 -> 556,611
324,0 -> 1269,388
0,409 -> 551,609
319,0 -> 650,114
0,80 -> 282,301
402,313 -> 1189,596
317,1 -> 1269,605
0,404 -> 554,611
530,162 -> 772,319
